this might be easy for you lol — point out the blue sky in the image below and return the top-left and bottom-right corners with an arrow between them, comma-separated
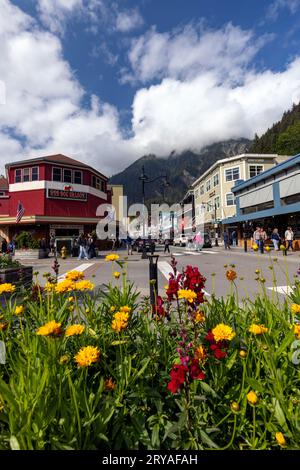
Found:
1,0 -> 300,175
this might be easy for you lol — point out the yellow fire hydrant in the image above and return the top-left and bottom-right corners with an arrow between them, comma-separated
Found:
61,246 -> 67,259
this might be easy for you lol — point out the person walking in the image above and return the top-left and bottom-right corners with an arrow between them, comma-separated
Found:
126,234 -> 133,255
77,233 -> 88,260
87,234 -> 96,259
253,227 -> 261,248
223,231 -> 231,250
164,238 -> 170,254
259,227 -> 267,254
231,230 -> 237,247
285,226 -> 294,252
271,228 -> 280,251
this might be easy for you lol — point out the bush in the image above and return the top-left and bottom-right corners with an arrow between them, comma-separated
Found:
0,254 -> 21,269
16,231 -> 39,249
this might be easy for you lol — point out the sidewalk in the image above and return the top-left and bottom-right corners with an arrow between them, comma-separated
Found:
215,244 -> 300,263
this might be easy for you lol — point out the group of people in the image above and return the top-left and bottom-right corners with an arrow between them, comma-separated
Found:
49,233 -> 97,260
254,226 -> 294,253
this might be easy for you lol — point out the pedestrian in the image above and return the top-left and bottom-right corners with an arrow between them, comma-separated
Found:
164,238 -> 170,254
223,231 -> 231,250
285,226 -> 294,252
77,233 -> 88,260
1,238 -> 7,254
231,230 -> 237,247
271,228 -> 280,251
71,236 -> 78,257
49,234 -> 56,256
253,226 -> 261,248
111,234 -> 116,251
126,234 -> 133,255
87,234 -> 96,259
259,227 -> 267,254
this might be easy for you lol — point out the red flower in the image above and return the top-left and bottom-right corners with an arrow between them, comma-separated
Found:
154,296 -> 165,317
189,358 -> 206,380
167,364 -> 188,393
205,330 -> 229,360
183,266 -> 206,305
166,274 -> 182,302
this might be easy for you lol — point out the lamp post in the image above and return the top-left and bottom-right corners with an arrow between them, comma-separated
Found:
139,165 -> 170,258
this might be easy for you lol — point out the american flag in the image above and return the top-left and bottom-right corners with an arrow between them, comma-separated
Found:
16,201 -> 25,223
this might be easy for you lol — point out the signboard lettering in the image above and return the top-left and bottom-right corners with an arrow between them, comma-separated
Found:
47,189 -> 87,201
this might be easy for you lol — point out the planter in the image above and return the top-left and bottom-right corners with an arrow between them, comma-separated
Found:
0,266 -> 33,287
14,249 -> 48,260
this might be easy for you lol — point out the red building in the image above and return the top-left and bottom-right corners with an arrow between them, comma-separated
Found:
0,154 -> 111,248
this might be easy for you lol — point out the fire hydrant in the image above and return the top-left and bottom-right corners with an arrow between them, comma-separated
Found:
61,246 -> 67,259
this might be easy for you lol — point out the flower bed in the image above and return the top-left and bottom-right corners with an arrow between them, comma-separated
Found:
0,256 -> 299,450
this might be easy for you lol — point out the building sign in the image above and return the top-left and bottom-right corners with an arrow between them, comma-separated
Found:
47,188 -> 87,201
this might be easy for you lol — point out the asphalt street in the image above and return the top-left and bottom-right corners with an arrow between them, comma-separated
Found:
28,244 -> 300,303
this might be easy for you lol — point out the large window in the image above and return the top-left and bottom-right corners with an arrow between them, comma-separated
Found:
226,192 -> 236,206
63,169 -> 72,183
249,165 -> 264,178
32,167 -> 39,181
213,173 -> 219,187
74,170 -> 82,185
53,168 -> 62,182
15,169 -> 22,183
206,179 -> 211,192
225,167 -> 240,182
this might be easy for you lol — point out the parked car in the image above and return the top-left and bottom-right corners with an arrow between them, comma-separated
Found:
173,235 -> 187,247
133,238 -> 156,253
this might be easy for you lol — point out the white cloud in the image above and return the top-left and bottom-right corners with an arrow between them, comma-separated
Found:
115,8 -> 144,33
123,23 -> 272,84
36,0 -> 83,34
266,0 -> 300,20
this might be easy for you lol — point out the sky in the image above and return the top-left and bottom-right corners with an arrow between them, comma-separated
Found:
1,0 -> 300,176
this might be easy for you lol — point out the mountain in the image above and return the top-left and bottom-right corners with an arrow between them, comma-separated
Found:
249,102 -> 300,154
110,138 -> 251,205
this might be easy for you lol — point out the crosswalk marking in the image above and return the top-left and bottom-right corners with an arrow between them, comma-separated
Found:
58,263 -> 95,281
267,285 -> 294,295
158,261 -> 210,296
171,250 -> 218,256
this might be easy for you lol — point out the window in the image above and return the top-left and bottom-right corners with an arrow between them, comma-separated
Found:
63,169 -> 72,183
249,165 -> 264,178
206,179 -> 211,192
23,168 -> 30,182
213,173 -> 219,187
53,167 -> 62,182
92,175 -> 104,191
74,170 -> 82,185
15,169 -> 22,183
200,185 -> 204,195
215,196 -> 220,209
101,181 -> 106,192
32,167 -> 39,181
225,167 -> 240,182
206,202 -> 211,212
226,192 -> 236,206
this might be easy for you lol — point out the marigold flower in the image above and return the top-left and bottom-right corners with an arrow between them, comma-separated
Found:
14,305 -> 24,316
104,377 -> 116,391
120,306 -> 131,313
0,322 -> 8,331
195,345 -> 207,363
0,283 -> 16,294
68,296 -> 74,302
212,323 -> 236,342
111,310 -> 129,332
105,254 -> 120,262
37,320 -> 62,337
239,349 -> 247,358
177,289 -> 197,303
74,280 -> 94,291
55,279 -> 75,294
226,270 -> 237,281
275,432 -> 286,448
294,324 -> 300,339
44,282 -> 56,292
74,345 -> 100,367
113,271 -> 121,279
252,243 -> 259,251
280,244 -> 286,251
194,311 -> 205,323
249,324 -> 269,335
291,304 -> 300,315
65,324 -> 85,337
65,270 -> 85,281
247,390 -> 259,405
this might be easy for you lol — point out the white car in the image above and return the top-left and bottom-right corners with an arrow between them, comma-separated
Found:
173,235 -> 187,246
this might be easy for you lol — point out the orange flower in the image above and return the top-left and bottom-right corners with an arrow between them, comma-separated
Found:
195,345 -> 207,364
226,270 -> 237,281
104,377 -> 116,391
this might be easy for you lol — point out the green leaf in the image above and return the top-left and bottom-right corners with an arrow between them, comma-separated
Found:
200,430 -> 219,449
246,378 -> 264,393
226,350 -> 237,370
111,340 -> 128,346
10,436 -> 20,450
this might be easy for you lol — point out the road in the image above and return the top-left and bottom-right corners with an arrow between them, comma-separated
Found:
28,244 -> 300,302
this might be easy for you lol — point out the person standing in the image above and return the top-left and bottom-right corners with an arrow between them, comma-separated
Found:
164,238 -> 170,254
271,228 -> 280,251
231,230 -> 237,247
77,233 -> 88,260
87,234 -> 96,259
285,226 -> 294,252
223,231 -> 231,250
126,234 -> 133,255
259,227 -> 267,254
49,234 -> 56,256
253,227 -> 261,248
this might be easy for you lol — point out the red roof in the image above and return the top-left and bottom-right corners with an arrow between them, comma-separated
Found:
5,154 -> 108,180
0,176 -> 8,190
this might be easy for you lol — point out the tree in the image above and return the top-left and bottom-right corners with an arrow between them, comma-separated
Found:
276,121 -> 300,156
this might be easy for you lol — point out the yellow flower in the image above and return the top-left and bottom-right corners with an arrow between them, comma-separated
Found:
195,345 -> 207,364
294,324 -> 300,339
55,279 -> 75,294
104,377 -> 116,391
0,322 -> 8,331
230,402 -> 240,412
280,244 -> 286,251
252,243 -> 258,251
249,324 -> 269,335
37,320 -> 62,337
212,323 -> 236,342
247,390 -> 259,405
74,345 -> 100,367
44,282 -> 56,292
255,269 -> 260,274
65,324 -> 85,337
105,254 -> 120,262
113,271 -> 121,279
68,296 -> 74,302
265,245 -> 271,252
59,354 -> 70,365
291,304 -> 300,315
194,311 -> 205,323
85,308 -> 90,314
111,310 -> 129,332
14,305 -> 24,316
275,432 -> 286,448
110,306 -> 116,312
226,270 -> 237,282
120,306 -> 131,313
65,270 -> 85,281
239,350 -> 247,359
177,289 -> 197,303
74,280 -> 94,291
0,283 -> 16,294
